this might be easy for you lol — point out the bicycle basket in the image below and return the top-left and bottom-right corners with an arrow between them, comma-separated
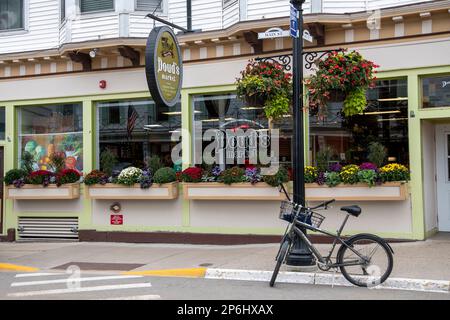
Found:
298,211 -> 325,228
279,201 -> 299,222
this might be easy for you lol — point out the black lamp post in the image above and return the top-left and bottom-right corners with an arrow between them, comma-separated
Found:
286,0 -> 315,267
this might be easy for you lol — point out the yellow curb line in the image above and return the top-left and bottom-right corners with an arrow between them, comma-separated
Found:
123,268 -> 207,278
0,263 -> 40,272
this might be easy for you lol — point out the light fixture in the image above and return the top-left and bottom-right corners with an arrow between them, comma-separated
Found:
241,107 -> 264,110
362,110 -> 401,115
377,97 -> 408,102
376,117 -> 408,122
89,48 -> 98,58
144,124 -> 163,128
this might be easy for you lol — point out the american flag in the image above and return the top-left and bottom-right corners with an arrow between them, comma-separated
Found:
127,105 -> 138,139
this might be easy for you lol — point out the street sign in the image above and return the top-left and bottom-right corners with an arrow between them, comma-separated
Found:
258,27 -> 290,39
110,214 -> 123,225
302,30 -> 313,42
290,5 -> 299,38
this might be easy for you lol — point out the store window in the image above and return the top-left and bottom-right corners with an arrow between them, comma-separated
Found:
422,74 -> 450,108
80,0 -> 114,14
0,0 -> 24,31
97,99 -> 181,172
192,94 -> 293,167
18,103 -> 83,172
136,0 -> 163,12
309,78 -> 409,168
0,107 -> 5,140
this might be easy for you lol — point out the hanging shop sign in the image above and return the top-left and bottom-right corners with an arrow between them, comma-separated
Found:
145,26 -> 183,107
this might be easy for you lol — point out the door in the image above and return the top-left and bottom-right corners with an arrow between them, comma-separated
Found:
0,147 -> 3,234
436,125 -> 450,231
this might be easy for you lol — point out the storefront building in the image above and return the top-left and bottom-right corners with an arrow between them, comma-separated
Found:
0,0 -> 449,242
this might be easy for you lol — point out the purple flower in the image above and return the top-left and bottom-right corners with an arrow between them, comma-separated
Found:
329,163 -> 342,172
316,172 -> 326,185
245,167 -> 261,184
359,162 -> 378,171
211,166 -> 223,177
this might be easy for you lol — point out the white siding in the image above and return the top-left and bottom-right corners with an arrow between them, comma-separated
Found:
223,0 -> 239,28
129,13 -> 169,38
70,14 -> 119,43
192,0 -> 223,31
168,0 -> 187,30
0,0 -> 59,54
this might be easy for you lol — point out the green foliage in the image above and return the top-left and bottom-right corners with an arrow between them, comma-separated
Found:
262,166 -> 289,187
218,167 -> 246,185
367,142 -> 387,167
84,170 -> 108,186
357,169 -> 378,187
57,169 -> 81,185
3,169 -> 27,185
148,155 -> 164,174
304,166 -> 318,183
325,171 -> 341,187
379,163 -> 410,182
264,95 -> 290,120
343,87 -> 367,117
100,149 -> 118,176
20,151 -> 35,174
153,167 -> 177,184
236,75 -> 266,99
316,146 -> 336,172
49,153 -> 66,173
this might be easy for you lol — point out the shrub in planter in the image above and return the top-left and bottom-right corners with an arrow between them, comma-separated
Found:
218,167 -> 246,185
325,171 -> 341,187
304,166 -> 318,183
84,170 -> 109,186
379,163 -> 410,182
153,167 -> 176,184
357,169 -> 378,187
117,167 -> 143,186
263,166 -> 289,187
28,170 -> 54,187
57,169 -> 81,186
368,142 -> 387,167
180,167 -> 203,183
3,169 -> 28,187
339,164 -> 359,184
20,152 -> 35,174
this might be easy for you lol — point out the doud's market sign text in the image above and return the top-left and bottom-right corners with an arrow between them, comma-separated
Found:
145,26 -> 183,107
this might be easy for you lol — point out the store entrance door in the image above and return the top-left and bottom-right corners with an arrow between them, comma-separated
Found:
436,124 -> 450,231
0,147 -> 3,234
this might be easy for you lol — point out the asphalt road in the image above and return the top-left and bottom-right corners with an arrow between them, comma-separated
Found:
0,272 -> 449,300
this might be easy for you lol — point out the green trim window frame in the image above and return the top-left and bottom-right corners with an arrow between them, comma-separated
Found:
0,0 -> 24,31
309,78 -> 409,169
17,103 -> 84,172
0,107 -> 5,141
80,0 -> 114,14
135,0 -> 164,13
96,98 -> 182,173
421,74 -> 450,109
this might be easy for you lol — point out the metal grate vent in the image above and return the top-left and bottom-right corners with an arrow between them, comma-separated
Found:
18,217 -> 79,240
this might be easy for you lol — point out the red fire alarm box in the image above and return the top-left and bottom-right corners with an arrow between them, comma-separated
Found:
110,214 -> 123,225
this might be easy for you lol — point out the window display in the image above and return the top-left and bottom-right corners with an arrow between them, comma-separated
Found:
422,74 -> 450,108
18,103 -> 83,172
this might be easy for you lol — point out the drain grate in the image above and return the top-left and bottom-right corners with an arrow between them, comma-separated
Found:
52,262 -> 145,271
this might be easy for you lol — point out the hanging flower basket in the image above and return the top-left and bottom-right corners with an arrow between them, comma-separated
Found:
244,94 -> 266,108
306,50 -> 379,117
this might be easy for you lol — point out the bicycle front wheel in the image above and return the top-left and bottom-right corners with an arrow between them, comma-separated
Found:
337,234 -> 393,288
269,238 -> 290,287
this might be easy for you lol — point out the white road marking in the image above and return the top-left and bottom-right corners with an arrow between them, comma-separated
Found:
8,282 -> 153,297
11,275 -> 143,287
15,272 -> 66,278
100,294 -> 161,300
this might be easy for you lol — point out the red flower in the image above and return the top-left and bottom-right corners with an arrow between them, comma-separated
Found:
30,170 -> 53,177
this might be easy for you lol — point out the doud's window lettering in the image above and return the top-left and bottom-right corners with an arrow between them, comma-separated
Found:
422,74 -> 450,108
18,104 -> 83,172
309,78 -> 409,169
97,99 -> 181,174
0,0 -> 24,31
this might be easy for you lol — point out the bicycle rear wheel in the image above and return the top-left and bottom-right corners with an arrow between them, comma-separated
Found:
269,238 -> 290,287
337,234 -> 393,287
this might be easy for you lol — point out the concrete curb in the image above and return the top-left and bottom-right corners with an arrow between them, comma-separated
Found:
205,268 -> 450,293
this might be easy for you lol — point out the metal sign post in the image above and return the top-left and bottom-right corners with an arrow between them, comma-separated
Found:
286,0 -> 315,267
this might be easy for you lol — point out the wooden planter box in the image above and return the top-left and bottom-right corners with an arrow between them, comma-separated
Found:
85,182 -> 178,200
5,183 -> 80,200
305,182 -> 408,201
182,182 -> 287,200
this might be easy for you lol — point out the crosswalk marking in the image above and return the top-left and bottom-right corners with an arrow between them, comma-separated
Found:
8,282 -> 153,297
15,273 -> 65,278
11,275 -> 143,287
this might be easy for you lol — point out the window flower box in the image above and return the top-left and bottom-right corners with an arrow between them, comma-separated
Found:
85,182 -> 178,200
5,183 -> 80,200
182,182 -> 287,200
305,182 -> 408,201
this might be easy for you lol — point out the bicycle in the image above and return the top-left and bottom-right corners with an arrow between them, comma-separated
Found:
270,184 -> 394,288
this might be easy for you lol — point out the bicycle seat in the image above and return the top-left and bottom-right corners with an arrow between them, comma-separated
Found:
340,205 -> 361,217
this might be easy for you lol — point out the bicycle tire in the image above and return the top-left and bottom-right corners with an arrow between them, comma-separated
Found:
269,239 -> 290,287
336,233 -> 393,287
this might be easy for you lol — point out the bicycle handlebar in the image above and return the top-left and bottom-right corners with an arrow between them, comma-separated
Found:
309,199 -> 335,210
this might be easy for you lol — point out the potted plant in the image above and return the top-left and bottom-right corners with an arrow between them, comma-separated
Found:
306,50 -> 378,117
181,166 -> 287,200
84,166 -> 178,200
